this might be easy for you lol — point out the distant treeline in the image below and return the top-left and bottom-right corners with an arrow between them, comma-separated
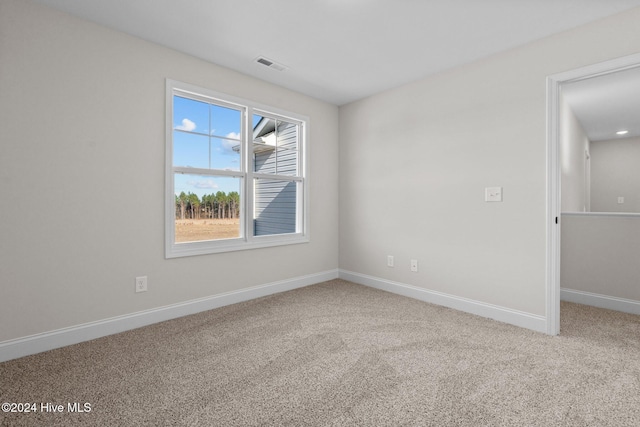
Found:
175,191 -> 240,220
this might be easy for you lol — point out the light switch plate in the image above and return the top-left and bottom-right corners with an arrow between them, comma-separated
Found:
485,187 -> 503,202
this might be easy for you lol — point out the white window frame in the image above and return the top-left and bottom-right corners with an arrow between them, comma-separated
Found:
165,79 -> 309,258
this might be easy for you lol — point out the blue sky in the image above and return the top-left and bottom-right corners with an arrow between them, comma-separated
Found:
173,95 -> 262,198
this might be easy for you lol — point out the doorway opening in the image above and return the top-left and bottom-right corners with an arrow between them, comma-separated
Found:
546,52 -> 640,335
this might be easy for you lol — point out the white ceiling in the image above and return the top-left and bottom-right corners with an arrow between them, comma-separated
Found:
34,0 -> 640,106
562,66 -> 640,142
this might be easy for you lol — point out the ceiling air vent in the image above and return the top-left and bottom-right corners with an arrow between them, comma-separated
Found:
255,56 -> 287,72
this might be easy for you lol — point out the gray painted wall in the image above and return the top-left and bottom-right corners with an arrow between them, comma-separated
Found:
3,0 -> 640,345
561,95 -> 590,212
561,213 -> 640,301
590,136 -> 640,212
0,0 -> 339,343
339,6 -> 640,317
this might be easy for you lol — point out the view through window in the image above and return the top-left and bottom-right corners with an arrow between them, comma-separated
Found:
166,80 -> 308,257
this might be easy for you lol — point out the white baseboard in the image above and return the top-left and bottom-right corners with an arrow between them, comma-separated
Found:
0,269 -> 339,363
561,288 -> 640,315
339,269 -> 547,333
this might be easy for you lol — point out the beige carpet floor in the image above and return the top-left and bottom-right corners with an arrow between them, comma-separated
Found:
1,279 -> 640,426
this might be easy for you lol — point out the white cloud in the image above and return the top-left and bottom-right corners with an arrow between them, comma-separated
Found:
186,179 -> 219,190
222,132 -> 241,153
176,118 -> 196,132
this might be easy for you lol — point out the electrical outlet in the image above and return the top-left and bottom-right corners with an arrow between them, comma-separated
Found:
387,255 -> 394,267
135,276 -> 148,293
410,259 -> 418,272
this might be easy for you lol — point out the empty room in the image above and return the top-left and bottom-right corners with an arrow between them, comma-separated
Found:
2,0 -> 640,425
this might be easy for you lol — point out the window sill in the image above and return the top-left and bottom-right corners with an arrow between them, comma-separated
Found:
165,234 -> 310,258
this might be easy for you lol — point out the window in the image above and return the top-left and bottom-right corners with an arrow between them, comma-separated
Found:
166,80 -> 308,258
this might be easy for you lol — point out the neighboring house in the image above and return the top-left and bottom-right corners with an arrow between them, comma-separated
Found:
252,117 -> 299,236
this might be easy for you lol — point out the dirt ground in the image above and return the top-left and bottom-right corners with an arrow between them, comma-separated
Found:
175,218 -> 240,242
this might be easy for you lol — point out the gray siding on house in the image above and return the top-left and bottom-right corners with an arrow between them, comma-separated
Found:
254,180 -> 297,235
254,121 -> 299,236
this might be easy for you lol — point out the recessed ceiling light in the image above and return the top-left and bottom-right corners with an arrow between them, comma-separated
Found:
616,130 -> 629,135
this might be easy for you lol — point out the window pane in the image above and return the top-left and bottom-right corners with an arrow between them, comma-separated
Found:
211,105 -> 241,139
174,95 -> 209,135
254,178 -> 297,236
276,148 -> 298,176
209,105 -> 241,171
174,132 -> 209,169
252,116 -> 298,175
252,115 -> 276,172
174,174 -> 241,242
254,146 -> 276,173
252,113 -> 264,129
210,136 -> 241,171
276,120 -> 298,175
277,120 -> 298,150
